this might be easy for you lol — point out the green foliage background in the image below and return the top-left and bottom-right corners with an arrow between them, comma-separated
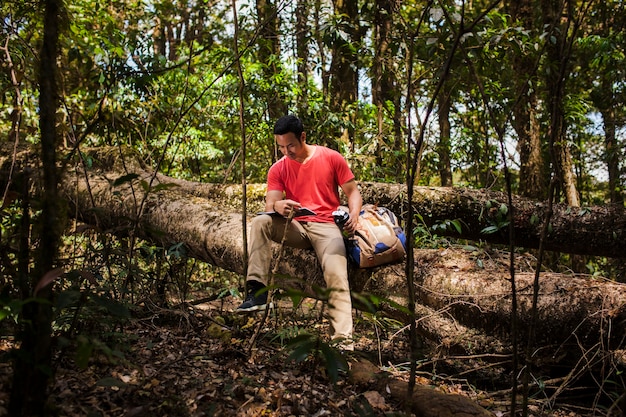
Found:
1,0 -> 622,193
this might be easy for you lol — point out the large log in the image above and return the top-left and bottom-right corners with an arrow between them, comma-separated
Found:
358,182 -> 626,260
2,144 -> 625,258
146,173 -> 626,259
58,162 -> 626,359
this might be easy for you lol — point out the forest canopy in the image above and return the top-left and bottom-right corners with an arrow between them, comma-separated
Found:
1,0 -> 626,416
2,0 -> 624,199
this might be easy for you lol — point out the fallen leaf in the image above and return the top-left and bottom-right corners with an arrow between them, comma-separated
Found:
363,390 -> 387,410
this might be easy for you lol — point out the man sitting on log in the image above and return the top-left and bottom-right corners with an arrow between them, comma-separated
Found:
237,114 -> 362,350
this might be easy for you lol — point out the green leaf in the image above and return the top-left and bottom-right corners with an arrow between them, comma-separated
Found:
481,225 -> 499,235
167,242 -> 187,258
351,292 -> 376,314
55,290 -> 82,311
34,267 -> 65,296
286,334 -> 317,363
450,219 -> 462,234
320,343 -> 347,383
280,287 -> 305,309
152,182 -> 180,192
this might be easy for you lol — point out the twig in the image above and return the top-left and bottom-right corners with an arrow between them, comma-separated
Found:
246,209 -> 297,353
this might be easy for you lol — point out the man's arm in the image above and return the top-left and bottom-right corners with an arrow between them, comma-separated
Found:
265,190 -> 284,212
265,190 -> 302,216
340,179 -> 362,233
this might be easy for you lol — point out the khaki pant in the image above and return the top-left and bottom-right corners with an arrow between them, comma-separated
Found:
246,215 -> 353,344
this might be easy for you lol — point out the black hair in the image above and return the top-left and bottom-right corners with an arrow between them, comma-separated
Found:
273,115 -> 304,139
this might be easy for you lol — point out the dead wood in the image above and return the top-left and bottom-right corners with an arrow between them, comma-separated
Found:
53,160 -> 626,359
144,170 -> 626,259
348,358 -> 493,416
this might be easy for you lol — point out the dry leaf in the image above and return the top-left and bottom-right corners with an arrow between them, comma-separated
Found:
363,390 -> 387,410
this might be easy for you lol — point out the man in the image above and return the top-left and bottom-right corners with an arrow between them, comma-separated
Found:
237,115 -> 362,349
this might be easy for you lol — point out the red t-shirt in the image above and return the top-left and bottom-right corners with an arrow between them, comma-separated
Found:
267,145 -> 355,223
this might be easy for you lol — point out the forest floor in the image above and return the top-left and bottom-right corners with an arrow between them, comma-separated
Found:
0,289 -> 601,417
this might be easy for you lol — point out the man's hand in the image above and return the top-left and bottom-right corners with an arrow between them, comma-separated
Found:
343,213 -> 359,233
273,199 -> 301,217
340,179 -> 362,234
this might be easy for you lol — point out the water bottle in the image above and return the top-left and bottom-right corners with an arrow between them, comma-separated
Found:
332,209 -> 351,238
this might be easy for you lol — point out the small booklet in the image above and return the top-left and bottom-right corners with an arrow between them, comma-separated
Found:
257,207 -> 316,217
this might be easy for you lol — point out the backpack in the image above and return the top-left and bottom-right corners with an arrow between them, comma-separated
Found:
340,204 -> 407,268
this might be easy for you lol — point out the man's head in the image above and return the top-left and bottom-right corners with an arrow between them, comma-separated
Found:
273,115 -> 304,140
273,115 -> 308,161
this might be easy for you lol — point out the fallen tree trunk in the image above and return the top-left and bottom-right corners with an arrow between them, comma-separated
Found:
2,144 -> 625,258
142,171 -> 626,259
57,160 -> 626,359
148,173 -> 626,259
359,182 -> 626,260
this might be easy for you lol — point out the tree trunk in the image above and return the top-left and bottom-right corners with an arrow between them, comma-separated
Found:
53,157 -> 626,357
507,0 -> 547,200
371,0 -> 404,182
100,167 -> 626,260
542,0 -> 580,207
295,0 -> 310,117
600,94 -> 624,206
328,0 -> 361,146
255,0 -> 288,119
355,182 -> 626,260
436,85 -> 453,187
3,147 -> 626,364
3,146 -> 626,261
10,0 -> 62,415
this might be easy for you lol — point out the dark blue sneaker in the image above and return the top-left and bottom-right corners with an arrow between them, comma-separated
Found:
236,281 -> 272,312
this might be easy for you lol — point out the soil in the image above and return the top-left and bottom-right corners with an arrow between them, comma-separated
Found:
0,295 -> 604,416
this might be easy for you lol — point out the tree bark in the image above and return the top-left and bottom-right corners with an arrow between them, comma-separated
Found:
328,0 -> 361,146
542,0 -> 580,207
436,84 -> 453,187
506,0 -> 548,201
355,182 -> 626,259
107,169 -> 626,260
10,0 -> 62,415
255,0 -> 288,119
372,0 -> 404,183
295,0 -> 310,117
3,146 -> 625,261
600,87 -> 623,205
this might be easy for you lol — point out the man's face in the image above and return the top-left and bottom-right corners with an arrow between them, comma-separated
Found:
275,132 -> 305,160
